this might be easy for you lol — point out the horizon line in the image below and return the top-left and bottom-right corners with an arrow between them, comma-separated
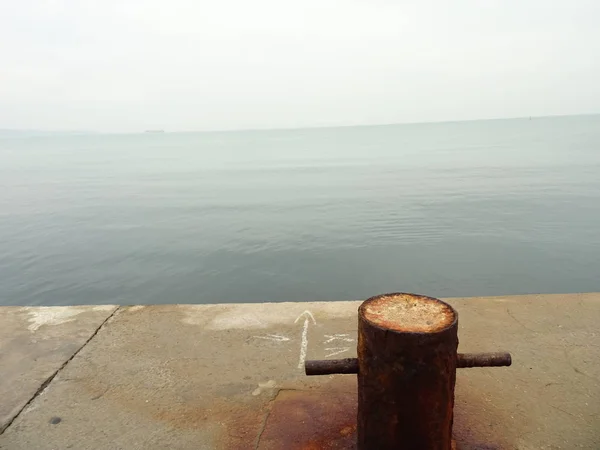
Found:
2,111 -> 599,136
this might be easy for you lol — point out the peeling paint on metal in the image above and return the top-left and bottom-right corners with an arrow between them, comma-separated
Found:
362,293 -> 456,333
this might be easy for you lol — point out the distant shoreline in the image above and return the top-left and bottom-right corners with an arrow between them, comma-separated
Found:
2,112 -> 599,136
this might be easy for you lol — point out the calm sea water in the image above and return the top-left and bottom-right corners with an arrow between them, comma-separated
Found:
1,115 -> 600,306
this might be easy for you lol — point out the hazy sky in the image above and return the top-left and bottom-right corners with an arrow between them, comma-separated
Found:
1,0 -> 599,132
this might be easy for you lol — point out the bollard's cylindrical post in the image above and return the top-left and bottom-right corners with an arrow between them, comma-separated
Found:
357,293 -> 459,450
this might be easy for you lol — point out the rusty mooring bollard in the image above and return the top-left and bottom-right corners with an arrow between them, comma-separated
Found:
304,293 -> 512,450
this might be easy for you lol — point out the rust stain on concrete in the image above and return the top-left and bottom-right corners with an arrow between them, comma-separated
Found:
258,390 -> 357,450
453,388 -> 513,450
253,385 -> 511,450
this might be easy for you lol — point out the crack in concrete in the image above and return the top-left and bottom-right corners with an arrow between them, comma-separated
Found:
506,307 -> 537,334
0,306 -> 122,435
254,388 -> 283,450
562,347 -> 599,383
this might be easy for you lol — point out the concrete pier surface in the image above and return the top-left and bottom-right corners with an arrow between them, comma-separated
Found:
0,293 -> 598,449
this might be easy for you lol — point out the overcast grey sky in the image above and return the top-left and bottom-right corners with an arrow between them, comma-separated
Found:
1,0 -> 599,132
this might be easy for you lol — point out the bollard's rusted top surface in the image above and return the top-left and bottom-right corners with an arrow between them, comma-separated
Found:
360,293 -> 457,333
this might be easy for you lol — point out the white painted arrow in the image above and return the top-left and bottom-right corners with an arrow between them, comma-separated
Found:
325,347 -> 351,357
295,310 -> 316,369
253,334 -> 290,342
324,334 -> 354,344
